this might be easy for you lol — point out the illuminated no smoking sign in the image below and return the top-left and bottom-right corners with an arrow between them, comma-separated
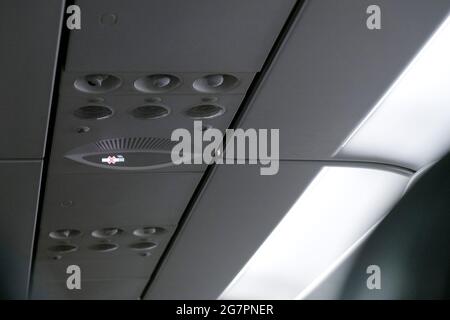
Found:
101,155 -> 125,165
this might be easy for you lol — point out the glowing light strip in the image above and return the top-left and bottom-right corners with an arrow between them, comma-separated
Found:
336,15 -> 450,170
220,167 -> 410,300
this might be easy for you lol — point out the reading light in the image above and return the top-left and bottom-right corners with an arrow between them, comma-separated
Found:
335,15 -> 450,170
220,166 -> 410,300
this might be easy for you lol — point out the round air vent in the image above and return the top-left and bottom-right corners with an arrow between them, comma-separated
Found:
74,105 -> 113,120
48,244 -> 78,254
185,104 -> 225,119
193,74 -> 239,93
133,227 -> 165,237
134,74 -> 181,93
91,228 -> 122,239
131,105 -> 170,119
49,229 -> 81,240
129,241 -> 157,251
74,74 -> 122,93
89,243 -> 119,252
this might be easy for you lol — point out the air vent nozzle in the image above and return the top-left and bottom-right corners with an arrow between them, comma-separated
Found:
91,228 -> 122,239
193,74 -> 238,93
133,227 -> 166,237
49,229 -> 81,240
134,74 -> 181,93
74,74 -> 122,93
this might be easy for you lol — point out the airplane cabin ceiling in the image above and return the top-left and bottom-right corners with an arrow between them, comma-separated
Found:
0,0 -> 449,299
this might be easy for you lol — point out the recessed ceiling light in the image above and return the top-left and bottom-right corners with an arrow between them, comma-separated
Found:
89,243 -> 119,252
129,241 -> 157,251
73,105 -> 113,120
185,104 -> 225,119
131,105 -> 170,120
48,244 -> 78,254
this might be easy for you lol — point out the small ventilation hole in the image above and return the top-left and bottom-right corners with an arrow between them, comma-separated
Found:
76,126 -> 90,134
89,243 -> 119,252
131,105 -> 170,119
129,241 -> 157,251
185,104 -> 225,119
74,105 -> 113,120
134,74 -> 181,93
49,229 -> 81,240
133,227 -> 166,237
74,74 -> 122,93
193,74 -> 239,93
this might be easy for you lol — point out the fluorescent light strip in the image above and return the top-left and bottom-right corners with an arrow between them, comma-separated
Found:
336,15 -> 450,171
295,220 -> 380,300
219,166 -> 410,300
